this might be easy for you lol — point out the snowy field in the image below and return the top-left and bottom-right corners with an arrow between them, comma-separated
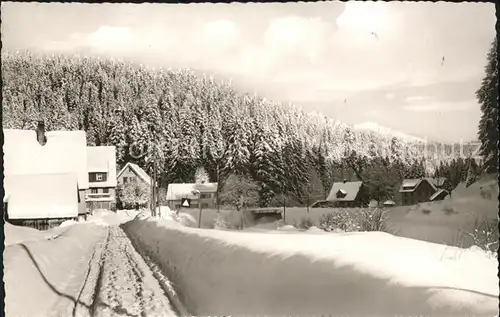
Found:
124,215 -> 499,316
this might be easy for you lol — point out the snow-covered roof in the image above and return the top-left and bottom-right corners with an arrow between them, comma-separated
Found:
117,162 -> 152,185
426,177 -> 448,187
4,173 -> 79,219
87,146 -> 117,187
399,179 -> 436,193
166,183 -> 218,201
3,129 -> 88,189
430,189 -> 449,201
326,181 -> 363,202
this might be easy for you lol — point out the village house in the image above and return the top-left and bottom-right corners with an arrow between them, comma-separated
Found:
166,182 -> 218,210
325,180 -> 369,208
3,122 -> 89,229
86,146 -> 117,212
116,162 -> 156,208
117,162 -> 153,187
399,178 -> 437,206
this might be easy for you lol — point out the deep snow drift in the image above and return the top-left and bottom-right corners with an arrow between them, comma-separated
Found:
124,217 -> 499,316
4,223 -> 109,317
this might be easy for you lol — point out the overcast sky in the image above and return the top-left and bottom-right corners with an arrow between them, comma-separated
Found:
1,2 -> 495,143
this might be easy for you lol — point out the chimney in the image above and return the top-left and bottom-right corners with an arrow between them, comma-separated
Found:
36,121 -> 47,146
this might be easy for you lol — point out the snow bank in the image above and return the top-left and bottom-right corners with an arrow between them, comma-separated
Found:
4,222 -> 68,247
123,218 -> 499,316
59,219 -> 77,227
4,223 -> 108,317
86,209 -> 138,226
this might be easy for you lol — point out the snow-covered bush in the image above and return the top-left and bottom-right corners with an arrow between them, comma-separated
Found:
318,210 -> 360,232
318,208 -> 393,233
465,215 -> 498,254
358,208 -> 393,233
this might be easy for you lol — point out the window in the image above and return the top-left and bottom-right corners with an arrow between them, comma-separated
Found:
123,177 -> 129,183
102,188 -> 109,194
90,172 -> 107,182
91,188 -> 98,194
200,193 -> 212,199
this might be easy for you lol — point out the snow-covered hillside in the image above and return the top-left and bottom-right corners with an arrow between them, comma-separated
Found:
354,121 -> 427,143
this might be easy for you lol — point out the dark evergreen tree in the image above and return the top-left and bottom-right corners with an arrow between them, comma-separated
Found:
476,38 -> 499,173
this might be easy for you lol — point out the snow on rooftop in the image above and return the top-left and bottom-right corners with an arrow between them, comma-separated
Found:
87,146 -> 117,187
4,173 -> 79,219
166,183 -> 218,201
3,129 -> 89,189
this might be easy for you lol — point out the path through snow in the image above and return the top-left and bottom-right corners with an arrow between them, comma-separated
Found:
5,212 -> 178,317
92,226 -> 176,317
54,226 -> 177,317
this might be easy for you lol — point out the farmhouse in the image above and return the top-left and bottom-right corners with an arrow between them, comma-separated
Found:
166,182 -> 218,210
86,146 -> 117,211
326,180 -> 369,208
3,122 -> 89,229
399,178 -> 437,206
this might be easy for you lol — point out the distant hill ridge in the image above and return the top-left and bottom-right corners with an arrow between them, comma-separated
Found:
1,52 -> 479,178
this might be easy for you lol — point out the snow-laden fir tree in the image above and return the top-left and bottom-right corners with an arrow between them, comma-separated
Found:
195,166 -> 210,184
476,38 -> 498,173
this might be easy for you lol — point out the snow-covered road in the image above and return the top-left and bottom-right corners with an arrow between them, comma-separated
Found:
92,226 -> 176,317
5,213 -> 178,317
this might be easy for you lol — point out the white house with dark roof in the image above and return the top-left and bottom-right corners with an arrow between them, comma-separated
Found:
326,180 -> 369,208
86,146 -> 117,211
166,182 -> 218,210
3,122 -> 88,227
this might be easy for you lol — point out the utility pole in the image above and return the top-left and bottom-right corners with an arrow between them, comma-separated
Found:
216,163 -> 220,214
153,155 -> 157,217
192,190 -> 202,228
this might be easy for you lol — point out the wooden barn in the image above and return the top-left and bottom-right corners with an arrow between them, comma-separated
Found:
3,122 -> 89,229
